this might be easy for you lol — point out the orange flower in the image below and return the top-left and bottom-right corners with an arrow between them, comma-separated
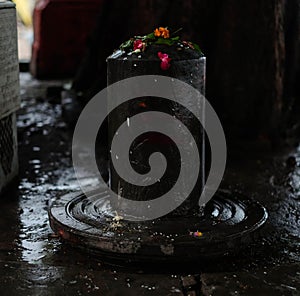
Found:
160,27 -> 170,38
154,27 -> 170,39
154,28 -> 161,37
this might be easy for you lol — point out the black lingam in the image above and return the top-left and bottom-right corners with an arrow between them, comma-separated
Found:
107,44 -> 206,217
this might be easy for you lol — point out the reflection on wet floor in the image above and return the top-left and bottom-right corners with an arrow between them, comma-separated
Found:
0,73 -> 300,295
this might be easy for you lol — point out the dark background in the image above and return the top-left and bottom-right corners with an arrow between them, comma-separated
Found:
69,0 -> 300,143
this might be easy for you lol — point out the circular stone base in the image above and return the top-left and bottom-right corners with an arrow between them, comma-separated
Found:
49,189 -> 268,264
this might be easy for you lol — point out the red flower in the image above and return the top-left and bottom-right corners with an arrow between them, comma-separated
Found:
158,52 -> 171,70
133,39 -> 145,51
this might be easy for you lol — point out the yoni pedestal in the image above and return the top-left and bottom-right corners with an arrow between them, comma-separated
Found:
107,45 -> 206,218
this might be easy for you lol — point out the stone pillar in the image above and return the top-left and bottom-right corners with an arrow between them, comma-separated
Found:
0,1 -> 20,195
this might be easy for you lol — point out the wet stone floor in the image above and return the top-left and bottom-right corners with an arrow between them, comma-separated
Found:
0,72 -> 300,295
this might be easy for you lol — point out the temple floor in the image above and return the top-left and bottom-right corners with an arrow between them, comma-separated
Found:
0,73 -> 299,295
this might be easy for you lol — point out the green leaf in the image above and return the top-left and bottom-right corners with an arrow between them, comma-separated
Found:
120,39 -> 133,50
171,36 -> 180,41
144,32 -> 155,40
155,38 -> 174,46
191,42 -> 203,54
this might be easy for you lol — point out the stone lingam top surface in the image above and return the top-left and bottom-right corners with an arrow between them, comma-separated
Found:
107,27 -> 206,86
108,43 -> 204,62
107,27 -> 204,65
